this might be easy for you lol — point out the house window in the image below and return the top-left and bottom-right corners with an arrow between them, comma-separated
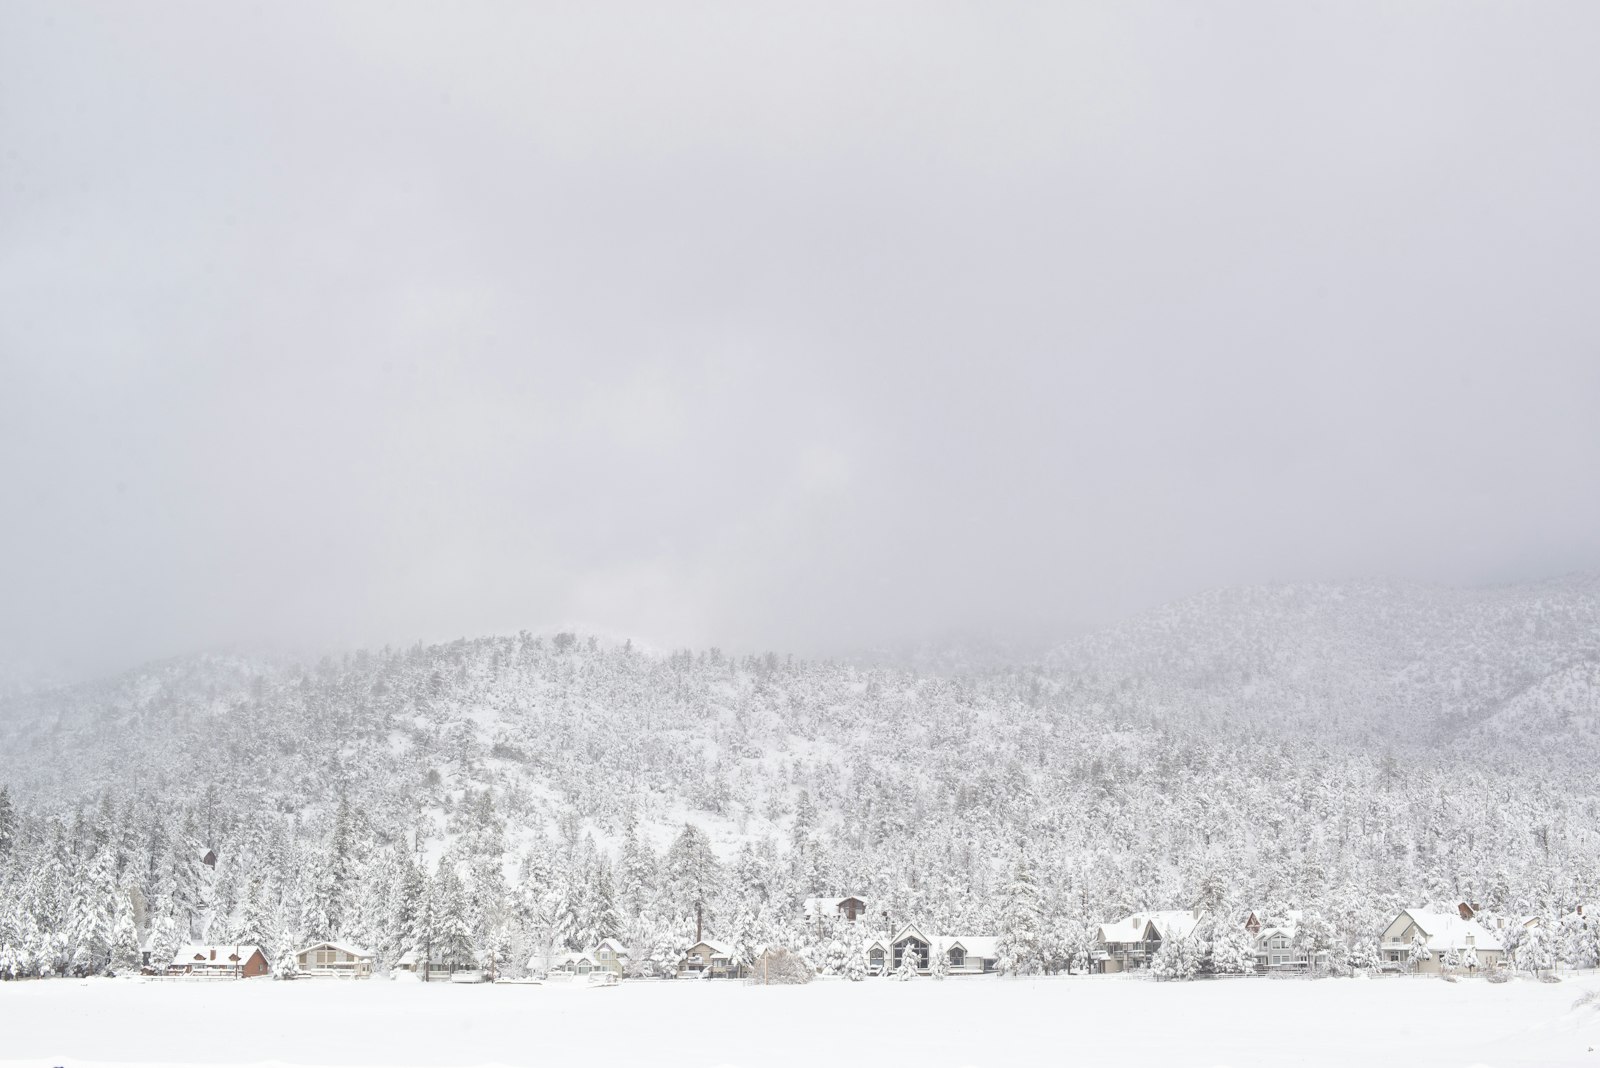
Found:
894,941 -> 929,970
948,948 -> 966,968
869,949 -> 884,968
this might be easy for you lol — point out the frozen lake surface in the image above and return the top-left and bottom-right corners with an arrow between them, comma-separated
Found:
3,972 -> 1598,1068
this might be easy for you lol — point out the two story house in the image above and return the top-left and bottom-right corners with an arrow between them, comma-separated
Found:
1094,910 -> 1203,973
1379,908 -> 1505,974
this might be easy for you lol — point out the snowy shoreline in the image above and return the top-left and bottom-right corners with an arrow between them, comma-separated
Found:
3,970 -> 1598,1068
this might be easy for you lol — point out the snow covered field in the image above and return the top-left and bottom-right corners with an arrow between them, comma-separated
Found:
3,973 -> 1599,1068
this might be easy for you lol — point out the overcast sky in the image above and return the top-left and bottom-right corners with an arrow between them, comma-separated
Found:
3,2 -> 1599,678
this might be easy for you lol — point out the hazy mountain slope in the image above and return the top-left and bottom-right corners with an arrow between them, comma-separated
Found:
1050,575 -> 1600,743
1461,658 -> 1600,760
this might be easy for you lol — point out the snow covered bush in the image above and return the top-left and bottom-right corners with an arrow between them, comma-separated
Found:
746,949 -> 812,985
1150,935 -> 1200,982
1515,926 -> 1553,977
1344,943 -> 1382,974
1559,914 -> 1599,969
1210,924 -> 1257,976
844,952 -> 867,982
274,955 -> 300,980
823,939 -> 848,976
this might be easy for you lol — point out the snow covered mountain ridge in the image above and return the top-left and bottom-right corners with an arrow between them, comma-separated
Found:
0,574 -> 1597,979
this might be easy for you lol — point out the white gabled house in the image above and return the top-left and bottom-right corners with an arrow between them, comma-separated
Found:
941,936 -> 1000,974
1094,909 -> 1203,973
294,941 -> 374,978
1379,908 -> 1505,974
864,925 -> 999,976
864,936 -> 890,975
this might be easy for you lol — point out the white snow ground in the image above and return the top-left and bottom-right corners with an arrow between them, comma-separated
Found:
3,973 -> 1599,1068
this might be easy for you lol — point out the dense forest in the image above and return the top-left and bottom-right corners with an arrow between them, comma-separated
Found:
2,577 -> 1598,979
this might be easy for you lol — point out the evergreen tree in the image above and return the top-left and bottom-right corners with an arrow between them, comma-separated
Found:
894,942 -> 920,980
1559,912 -> 1599,969
793,790 -> 816,839
1407,929 -> 1432,974
1514,923 -> 1551,976
1292,912 -> 1335,975
996,854 -> 1043,976
237,876 -> 278,950
0,786 -> 15,858
616,818 -> 656,924
1150,931 -> 1200,981
164,817 -> 208,940
824,938 -> 849,976
662,823 -> 719,929
324,793 -> 356,937
406,870 -> 438,976
431,861 -> 476,971
108,885 -> 143,974
70,849 -> 118,974
1210,921 -> 1257,975
589,858 -> 620,944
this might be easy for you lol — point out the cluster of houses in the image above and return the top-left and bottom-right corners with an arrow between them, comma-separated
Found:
1092,905 -> 1513,976
161,941 -> 375,979
536,896 -> 1522,980
158,895 -> 1578,982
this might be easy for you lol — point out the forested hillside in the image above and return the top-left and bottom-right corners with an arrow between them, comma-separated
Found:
1,577 -> 1598,979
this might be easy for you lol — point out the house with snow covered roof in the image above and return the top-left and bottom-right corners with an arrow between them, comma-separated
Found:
593,938 -> 630,975
1252,911 -> 1331,973
1379,908 -> 1505,974
681,939 -> 744,978
803,895 -> 868,928
942,936 -> 1000,974
395,949 -> 454,980
294,941 -> 374,978
167,943 -> 269,978
542,950 -> 602,976
862,925 -> 999,976
1094,909 -> 1203,973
